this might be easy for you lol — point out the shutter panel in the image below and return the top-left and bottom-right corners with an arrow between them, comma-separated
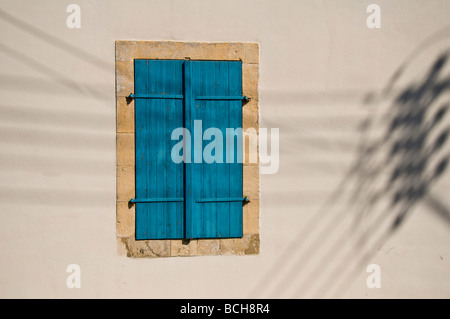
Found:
185,60 -> 244,239
134,60 -> 184,239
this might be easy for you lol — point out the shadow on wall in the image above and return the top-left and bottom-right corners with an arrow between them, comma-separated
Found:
0,8 -> 111,72
0,9 -> 114,208
251,30 -> 450,298
0,8 -> 113,99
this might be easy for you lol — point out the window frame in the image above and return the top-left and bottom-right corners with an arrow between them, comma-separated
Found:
116,41 -> 260,257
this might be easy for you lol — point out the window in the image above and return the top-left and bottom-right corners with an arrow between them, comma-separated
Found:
132,59 -> 245,239
116,41 -> 259,257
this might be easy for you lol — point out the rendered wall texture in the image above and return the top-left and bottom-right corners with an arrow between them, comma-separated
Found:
0,0 -> 450,298
115,41 -> 260,257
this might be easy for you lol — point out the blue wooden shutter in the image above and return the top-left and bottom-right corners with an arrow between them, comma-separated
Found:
134,60 -> 184,239
185,60 -> 244,239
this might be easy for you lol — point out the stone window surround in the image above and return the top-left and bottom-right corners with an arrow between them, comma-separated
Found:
115,41 -> 260,257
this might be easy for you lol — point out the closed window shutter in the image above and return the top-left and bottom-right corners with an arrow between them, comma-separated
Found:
134,60 -> 243,240
134,60 -> 184,239
185,61 -> 243,239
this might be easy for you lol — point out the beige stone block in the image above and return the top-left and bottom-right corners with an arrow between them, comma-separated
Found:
170,42 -> 190,59
117,165 -> 135,201
220,234 -> 260,255
171,42 -> 201,60
197,239 -> 221,255
170,42 -> 222,60
117,97 -> 134,133
117,201 -> 135,237
230,42 -> 245,61
243,64 -> 259,101
116,61 -> 134,97
132,41 -> 214,60
242,100 -> 259,131
117,41 -> 246,61
220,238 -> 244,256
117,133 -> 135,166
171,239 -> 198,256
166,42 -> 242,61
134,41 -> 175,59
244,43 -> 259,64
243,200 -> 260,235
204,43 -> 231,60
243,165 -> 259,200
243,128 -> 258,165
203,43 -> 243,61
116,41 -> 137,62
243,100 -> 259,165
120,237 -> 171,258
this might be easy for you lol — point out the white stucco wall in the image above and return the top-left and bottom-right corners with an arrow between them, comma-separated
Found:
0,0 -> 449,298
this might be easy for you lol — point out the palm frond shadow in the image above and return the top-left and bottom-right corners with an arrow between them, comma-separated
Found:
250,30 -> 450,298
